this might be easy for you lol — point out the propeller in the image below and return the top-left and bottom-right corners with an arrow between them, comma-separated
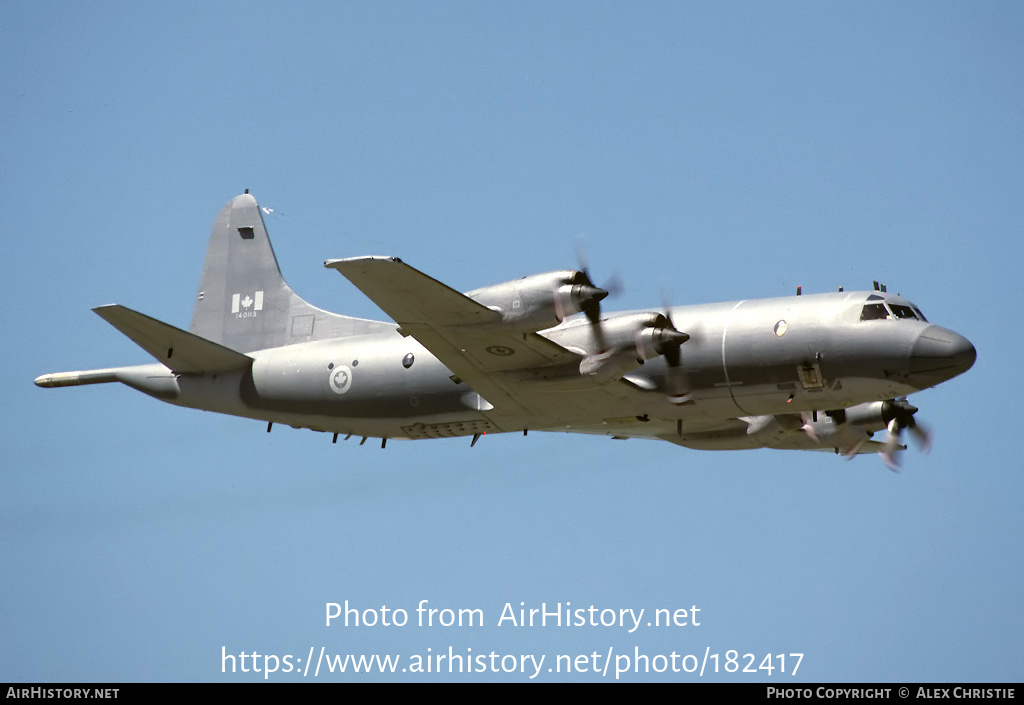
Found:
572,245 -> 691,396
659,294 -> 692,403
798,409 -> 867,450
800,411 -> 820,442
878,398 -> 932,471
574,242 -> 622,352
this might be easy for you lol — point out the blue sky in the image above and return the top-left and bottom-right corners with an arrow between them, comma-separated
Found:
2,2 -> 1021,682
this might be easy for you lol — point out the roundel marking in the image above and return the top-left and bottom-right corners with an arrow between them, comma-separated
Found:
329,365 -> 354,394
486,345 -> 515,356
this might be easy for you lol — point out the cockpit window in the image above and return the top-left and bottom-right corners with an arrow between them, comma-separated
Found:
890,305 -> 918,320
860,303 -> 890,321
860,302 -> 926,322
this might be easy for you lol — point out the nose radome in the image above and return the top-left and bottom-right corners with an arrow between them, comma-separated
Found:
955,333 -> 977,372
908,325 -> 976,386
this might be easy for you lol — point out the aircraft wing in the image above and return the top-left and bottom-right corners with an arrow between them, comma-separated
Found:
325,257 -> 641,428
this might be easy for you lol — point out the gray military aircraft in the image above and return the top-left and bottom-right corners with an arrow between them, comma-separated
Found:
36,193 -> 976,468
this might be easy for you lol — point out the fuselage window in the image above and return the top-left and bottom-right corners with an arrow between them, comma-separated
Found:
860,303 -> 890,321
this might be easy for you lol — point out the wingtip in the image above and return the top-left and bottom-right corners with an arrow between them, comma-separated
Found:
324,256 -> 404,269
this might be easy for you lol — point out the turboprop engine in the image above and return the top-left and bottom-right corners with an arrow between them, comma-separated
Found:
797,398 -> 932,469
466,270 -> 608,332
578,312 -> 690,380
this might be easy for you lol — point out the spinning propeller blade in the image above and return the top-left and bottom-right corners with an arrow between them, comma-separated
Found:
879,398 -> 932,471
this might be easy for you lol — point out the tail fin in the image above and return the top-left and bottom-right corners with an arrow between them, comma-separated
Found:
188,193 -> 390,352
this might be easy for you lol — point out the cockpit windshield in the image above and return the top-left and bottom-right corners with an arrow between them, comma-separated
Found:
859,302 -> 927,322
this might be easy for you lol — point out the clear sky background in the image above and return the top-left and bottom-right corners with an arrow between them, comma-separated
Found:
2,2 -> 1021,683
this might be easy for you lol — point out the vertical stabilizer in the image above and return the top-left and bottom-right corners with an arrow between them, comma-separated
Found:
189,193 -> 390,352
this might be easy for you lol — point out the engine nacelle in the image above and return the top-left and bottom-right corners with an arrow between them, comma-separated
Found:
837,401 -> 888,428
466,270 -> 607,332
826,400 -> 913,432
799,400 -> 906,451
596,312 -> 690,359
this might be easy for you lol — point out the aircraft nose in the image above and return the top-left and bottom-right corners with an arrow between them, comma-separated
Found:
907,325 -> 976,387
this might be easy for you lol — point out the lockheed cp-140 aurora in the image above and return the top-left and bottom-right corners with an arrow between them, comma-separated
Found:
36,193 -> 976,468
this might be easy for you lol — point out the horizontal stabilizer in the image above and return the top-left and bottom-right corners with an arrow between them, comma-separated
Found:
93,304 -> 253,374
